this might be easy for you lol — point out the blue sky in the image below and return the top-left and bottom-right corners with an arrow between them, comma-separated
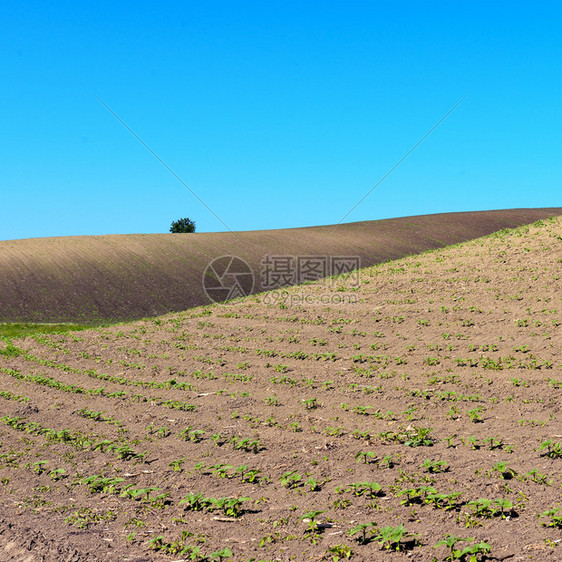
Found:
1,1 -> 561,240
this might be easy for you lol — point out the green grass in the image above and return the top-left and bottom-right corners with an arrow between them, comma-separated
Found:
0,323 -> 94,340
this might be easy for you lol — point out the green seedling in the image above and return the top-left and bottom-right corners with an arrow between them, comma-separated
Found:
180,427 -> 205,442
398,486 -> 436,506
180,492 -> 207,511
122,486 -> 160,502
81,475 -> 119,494
108,444 -> 142,461
346,481 -> 383,498
434,535 -> 491,561
457,541 -> 491,561
351,429 -> 371,440
301,509 -> 325,525
235,465 -> 262,483
467,499 -> 493,519
305,477 -> 324,492
349,522 -> 377,545
231,436 -> 261,453
539,508 -> 562,528
300,510 -> 326,539
538,439 -> 562,458
31,460 -> 49,474
467,498 -> 514,519
426,491 -> 462,511
209,497 -> 250,518
434,535 -> 473,561
332,498 -> 352,510
373,524 -> 418,551
302,397 -> 320,410
326,544 -> 353,561
404,427 -> 434,447
355,450 -> 376,464
326,426 -> 344,437
210,548 -> 233,561
379,454 -> 396,468
482,436 -> 505,450
442,434 -> 458,448
467,407 -> 485,423
169,457 -> 186,472
210,432 -> 228,446
353,405 -> 373,415
48,468 -> 66,480
279,471 -> 302,489
525,469 -> 552,485
494,498 -> 514,518
421,459 -> 449,473
462,436 -> 480,450
211,463 -> 234,478
150,493 -> 171,508
491,461 -> 517,480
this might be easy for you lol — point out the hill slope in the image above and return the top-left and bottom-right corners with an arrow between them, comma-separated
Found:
0,215 -> 560,560
0,207 -> 560,323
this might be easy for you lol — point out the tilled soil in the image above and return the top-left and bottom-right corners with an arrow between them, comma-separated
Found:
0,216 -> 560,561
0,208 -> 560,324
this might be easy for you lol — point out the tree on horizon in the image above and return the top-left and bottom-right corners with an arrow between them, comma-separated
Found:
170,217 -> 196,233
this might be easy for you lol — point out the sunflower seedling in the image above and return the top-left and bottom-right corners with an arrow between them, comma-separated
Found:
538,440 -> 562,458
434,535 -> 491,561
421,459 -> 448,473
539,508 -> 562,528
373,524 -> 418,551
349,522 -> 377,545
355,450 -> 376,464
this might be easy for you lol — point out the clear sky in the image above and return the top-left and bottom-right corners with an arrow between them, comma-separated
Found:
2,1 -> 561,240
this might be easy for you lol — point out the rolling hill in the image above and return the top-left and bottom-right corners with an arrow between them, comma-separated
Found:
0,207 -> 560,323
0,214 -> 560,560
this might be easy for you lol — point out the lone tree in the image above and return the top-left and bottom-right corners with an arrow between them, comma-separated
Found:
170,217 -> 196,233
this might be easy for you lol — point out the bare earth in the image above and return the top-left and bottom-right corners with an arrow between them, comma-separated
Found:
0,208 -> 560,323
0,215 -> 561,561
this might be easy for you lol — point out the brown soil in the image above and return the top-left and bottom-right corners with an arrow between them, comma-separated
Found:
0,215 -> 561,561
0,208 -> 560,323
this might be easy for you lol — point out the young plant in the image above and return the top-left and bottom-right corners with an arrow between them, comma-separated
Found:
305,477 -> 324,492
404,427 -> 434,447
421,459 -> 449,473
538,440 -> 562,458
169,457 -> 186,472
302,397 -> 321,410
349,522 -> 377,545
279,471 -> 302,489
210,548 -> 233,562
491,461 -> 517,480
231,436 -> 262,453
355,450 -> 376,464
326,544 -> 353,561
179,492 -> 207,512
373,524 -> 418,551
426,491 -> 462,511
209,497 -> 250,518
434,535 -> 491,561
467,407 -> 485,423
180,427 -> 206,442
300,510 -> 326,542
525,469 -> 552,485
346,481 -> 383,498
539,508 -> 562,528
